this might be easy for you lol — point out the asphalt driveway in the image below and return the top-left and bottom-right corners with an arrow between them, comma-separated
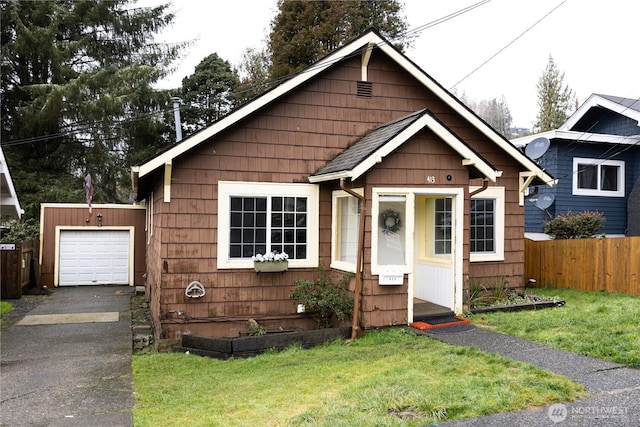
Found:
1,286 -> 134,427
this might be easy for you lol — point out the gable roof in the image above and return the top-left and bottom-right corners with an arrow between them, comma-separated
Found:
310,109 -> 500,183
560,93 -> 640,131
0,145 -> 22,219
513,93 -> 640,148
133,29 -> 553,197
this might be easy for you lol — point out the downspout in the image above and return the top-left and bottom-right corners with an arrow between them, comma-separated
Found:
469,178 -> 489,197
340,178 -> 365,341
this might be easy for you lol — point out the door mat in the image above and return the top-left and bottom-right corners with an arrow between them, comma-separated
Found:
16,312 -> 119,326
410,316 -> 470,331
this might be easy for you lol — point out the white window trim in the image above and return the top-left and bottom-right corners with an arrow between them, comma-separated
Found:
572,157 -> 625,197
470,186 -> 504,262
432,197 -> 453,257
371,189 -> 415,275
217,181 -> 319,269
330,189 -> 363,273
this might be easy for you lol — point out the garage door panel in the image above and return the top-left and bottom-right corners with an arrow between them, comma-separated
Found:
59,230 -> 131,286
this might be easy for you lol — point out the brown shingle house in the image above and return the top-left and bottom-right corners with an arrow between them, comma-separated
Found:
131,29 -> 554,340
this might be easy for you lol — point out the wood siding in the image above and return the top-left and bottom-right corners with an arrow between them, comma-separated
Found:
39,204 -> 146,287
144,50 -> 530,339
525,142 -> 640,235
525,237 -> 640,293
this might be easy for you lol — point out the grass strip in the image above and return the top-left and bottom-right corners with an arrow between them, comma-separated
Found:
471,288 -> 640,368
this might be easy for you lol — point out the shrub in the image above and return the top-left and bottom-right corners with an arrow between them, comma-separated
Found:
0,217 -> 39,243
544,210 -> 605,239
289,262 -> 354,328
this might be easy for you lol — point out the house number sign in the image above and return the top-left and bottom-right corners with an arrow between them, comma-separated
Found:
426,176 -> 436,183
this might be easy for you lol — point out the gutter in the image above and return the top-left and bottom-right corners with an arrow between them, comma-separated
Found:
469,178 -> 489,197
340,178 -> 365,341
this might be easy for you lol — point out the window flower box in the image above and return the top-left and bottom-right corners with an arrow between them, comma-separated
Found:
252,251 -> 289,273
253,260 -> 288,273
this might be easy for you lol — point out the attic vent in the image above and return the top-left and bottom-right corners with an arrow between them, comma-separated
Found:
357,81 -> 373,98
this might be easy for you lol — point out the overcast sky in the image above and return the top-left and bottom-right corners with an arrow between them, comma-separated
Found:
141,0 -> 640,129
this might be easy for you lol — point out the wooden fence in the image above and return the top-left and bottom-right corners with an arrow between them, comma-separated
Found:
525,237 -> 640,294
1,239 -> 39,299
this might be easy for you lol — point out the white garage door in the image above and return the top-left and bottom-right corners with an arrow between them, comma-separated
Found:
59,230 -> 130,286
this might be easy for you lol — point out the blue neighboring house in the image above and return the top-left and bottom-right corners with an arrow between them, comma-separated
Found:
512,94 -> 640,238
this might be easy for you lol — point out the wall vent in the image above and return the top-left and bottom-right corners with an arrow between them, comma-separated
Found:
357,81 -> 373,98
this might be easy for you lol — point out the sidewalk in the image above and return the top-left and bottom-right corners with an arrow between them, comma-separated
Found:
415,325 -> 640,426
1,286 -> 135,427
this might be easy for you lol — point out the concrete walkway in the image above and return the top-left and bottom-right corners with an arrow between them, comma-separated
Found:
1,286 -> 135,427
416,325 -> 640,426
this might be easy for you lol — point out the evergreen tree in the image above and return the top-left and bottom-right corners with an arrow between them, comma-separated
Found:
268,0 -> 412,79
180,53 -> 240,134
235,47 -> 272,105
533,55 -> 575,132
1,0 -> 182,219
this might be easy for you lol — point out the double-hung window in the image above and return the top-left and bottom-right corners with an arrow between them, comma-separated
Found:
573,158 -> 625,197
217,181 -> 319,269
470,186 -> 504,262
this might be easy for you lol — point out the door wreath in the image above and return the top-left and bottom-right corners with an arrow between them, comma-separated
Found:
380,210 -> 401,233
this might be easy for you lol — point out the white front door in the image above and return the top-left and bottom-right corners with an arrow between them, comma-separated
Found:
58,229 -> 131,286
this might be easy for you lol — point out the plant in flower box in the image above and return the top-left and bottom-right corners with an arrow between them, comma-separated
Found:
252,250 -> 289,272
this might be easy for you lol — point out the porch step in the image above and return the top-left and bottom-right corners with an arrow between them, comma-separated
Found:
413,302 -> 454,322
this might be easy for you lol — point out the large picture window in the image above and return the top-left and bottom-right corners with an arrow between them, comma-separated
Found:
229,196 -> 307,259
218,181 -> 319,269
573,158 -> 625,197
470,186 -> 504,262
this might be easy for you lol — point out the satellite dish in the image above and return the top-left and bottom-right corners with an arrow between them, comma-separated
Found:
525,137 -> 550,160
535,193 -> 555,210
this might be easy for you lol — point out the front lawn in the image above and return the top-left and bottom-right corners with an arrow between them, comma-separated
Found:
471,288 -> 640,368
133,328 -> 583,426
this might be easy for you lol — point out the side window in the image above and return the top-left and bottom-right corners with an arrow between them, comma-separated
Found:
470,187 -> 504,262
331,190 -> 361,271
434,198 -> 452,255
573,158 -> 625,197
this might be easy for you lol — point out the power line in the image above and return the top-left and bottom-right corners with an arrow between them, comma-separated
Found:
450,0 -> 567,89
2,1 -> 494,148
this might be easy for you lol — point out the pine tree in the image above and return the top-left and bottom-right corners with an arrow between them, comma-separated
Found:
180,53 -> 240,134
268,0 -> 412,79
1,0 -> 182,219
533,55 -> 575,132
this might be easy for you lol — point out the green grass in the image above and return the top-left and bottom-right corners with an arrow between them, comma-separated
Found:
133,328 -> 583,426
0,301 -> 15,330
471,288 -> 640,368
0,301 -> 14,316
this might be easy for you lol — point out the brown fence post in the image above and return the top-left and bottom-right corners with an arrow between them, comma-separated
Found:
1,242 -> 21,299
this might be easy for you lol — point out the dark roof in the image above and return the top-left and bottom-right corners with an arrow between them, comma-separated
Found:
312,110 -> 427,177
596,94 -> 640,113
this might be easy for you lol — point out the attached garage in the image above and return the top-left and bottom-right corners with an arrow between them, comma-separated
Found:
57,228 -> 133,286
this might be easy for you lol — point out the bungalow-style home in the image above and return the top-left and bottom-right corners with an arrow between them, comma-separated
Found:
512,94 -> 640,238
131,29 -> 554,340
0,145 -> 22,220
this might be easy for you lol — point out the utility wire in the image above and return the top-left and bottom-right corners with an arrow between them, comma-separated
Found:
450,0 -> 567,89
1,1 -> 493,148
